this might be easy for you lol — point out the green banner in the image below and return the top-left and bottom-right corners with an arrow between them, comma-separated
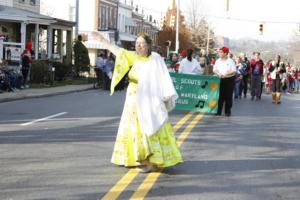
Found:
170,73 -> 220,113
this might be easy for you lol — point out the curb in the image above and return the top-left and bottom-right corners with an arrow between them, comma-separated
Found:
0,87 -> 94,103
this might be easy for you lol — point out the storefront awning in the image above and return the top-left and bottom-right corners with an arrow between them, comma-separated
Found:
119,33 -> 136,42
82,31 -> 113,49
83,40 -> 106,49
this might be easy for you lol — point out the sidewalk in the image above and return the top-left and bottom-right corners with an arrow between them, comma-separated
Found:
0,84 -> 94,103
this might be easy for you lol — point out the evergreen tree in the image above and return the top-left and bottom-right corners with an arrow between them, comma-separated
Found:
73,35 -> 90,76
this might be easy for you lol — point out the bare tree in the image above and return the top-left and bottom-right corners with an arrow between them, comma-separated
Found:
187,0 -> 205,31
288,32 -> 300,65
185,0 -> 215,51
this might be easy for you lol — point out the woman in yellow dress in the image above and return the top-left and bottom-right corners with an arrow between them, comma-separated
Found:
92,32 -> 183,172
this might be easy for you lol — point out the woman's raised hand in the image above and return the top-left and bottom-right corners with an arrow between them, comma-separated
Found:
90,31 -> 107,43
90,31 -> 118,55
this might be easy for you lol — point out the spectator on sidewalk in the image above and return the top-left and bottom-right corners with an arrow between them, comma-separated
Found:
105,53 -> 114,90
95,53 -> 104,87
100,52 -> 109,90
0,59 -> 14,92
20,45 -> 33,88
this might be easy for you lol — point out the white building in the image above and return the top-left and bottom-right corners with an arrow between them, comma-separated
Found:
37,0 -> 158,66
0,0 -> 75,64
117,2 -> 136,49
78,0 -> 119,66
0,0 -> 40,13
75,0 -> 159,66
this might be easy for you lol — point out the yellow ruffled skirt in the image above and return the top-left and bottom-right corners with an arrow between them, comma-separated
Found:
111,82 -> 183,167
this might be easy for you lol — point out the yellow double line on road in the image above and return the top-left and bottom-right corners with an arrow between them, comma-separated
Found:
101,111 -> 204,200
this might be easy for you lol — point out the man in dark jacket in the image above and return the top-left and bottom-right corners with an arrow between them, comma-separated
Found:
250,52 -> 264,100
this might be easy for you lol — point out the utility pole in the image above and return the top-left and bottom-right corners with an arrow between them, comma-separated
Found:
225,0 -> 229,11
75,0 -> 79,39
206,25 -> 210,55
175,0 -> 180,53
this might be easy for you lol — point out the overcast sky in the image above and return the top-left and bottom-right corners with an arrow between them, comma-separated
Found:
41,0 -> 300,41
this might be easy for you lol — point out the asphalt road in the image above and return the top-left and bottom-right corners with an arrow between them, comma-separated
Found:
1,90 -> 300,200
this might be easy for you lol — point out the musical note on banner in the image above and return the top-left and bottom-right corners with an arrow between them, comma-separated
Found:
201,81 -> 208,89
195,100 -> 205,108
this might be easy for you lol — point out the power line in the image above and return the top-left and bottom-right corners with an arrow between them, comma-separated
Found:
136,3 -> 300,25
202,15 -> 300,24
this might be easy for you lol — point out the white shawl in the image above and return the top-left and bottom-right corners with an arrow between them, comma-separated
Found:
136,52 -> 178,137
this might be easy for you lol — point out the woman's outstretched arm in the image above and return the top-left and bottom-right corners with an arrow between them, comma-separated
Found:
90,31 -> 119,55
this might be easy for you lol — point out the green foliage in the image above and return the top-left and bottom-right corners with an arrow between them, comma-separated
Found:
31,60 -> 50,83
49,61 -> 70,81
30,59 -> 92,85
73,40 -> 90,75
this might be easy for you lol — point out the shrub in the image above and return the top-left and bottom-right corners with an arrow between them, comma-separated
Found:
31,60 -> 50,83
49,61 -> 70,81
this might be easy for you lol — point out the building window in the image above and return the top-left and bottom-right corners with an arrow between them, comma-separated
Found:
118,14 -> 121,30
108,7 -> 111,28
110,8 -> 113,29
114,8 -> 117,29
104,6 -> 107,29
1,26 -> 8,33
99,5 -> 106,30
19,0 -> 25,3
30,0 -> 36,5
106,7 -> 109,29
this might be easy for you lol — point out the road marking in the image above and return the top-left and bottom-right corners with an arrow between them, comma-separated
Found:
129,169 -> 163,200
100,112 -> 193,200
101,169 -> 139,200
176,112 -> 205,147
173,112 -> 193,133
20,112 -> 68,126
129,112 -> 205,200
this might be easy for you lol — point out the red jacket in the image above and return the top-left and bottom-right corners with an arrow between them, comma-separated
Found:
21,50 -> 33,63
250,59 -> 264,76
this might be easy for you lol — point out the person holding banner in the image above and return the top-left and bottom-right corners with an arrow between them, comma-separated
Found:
213,47 -> 236,116
91,31 -> 182,173
178,49 -> 202,75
